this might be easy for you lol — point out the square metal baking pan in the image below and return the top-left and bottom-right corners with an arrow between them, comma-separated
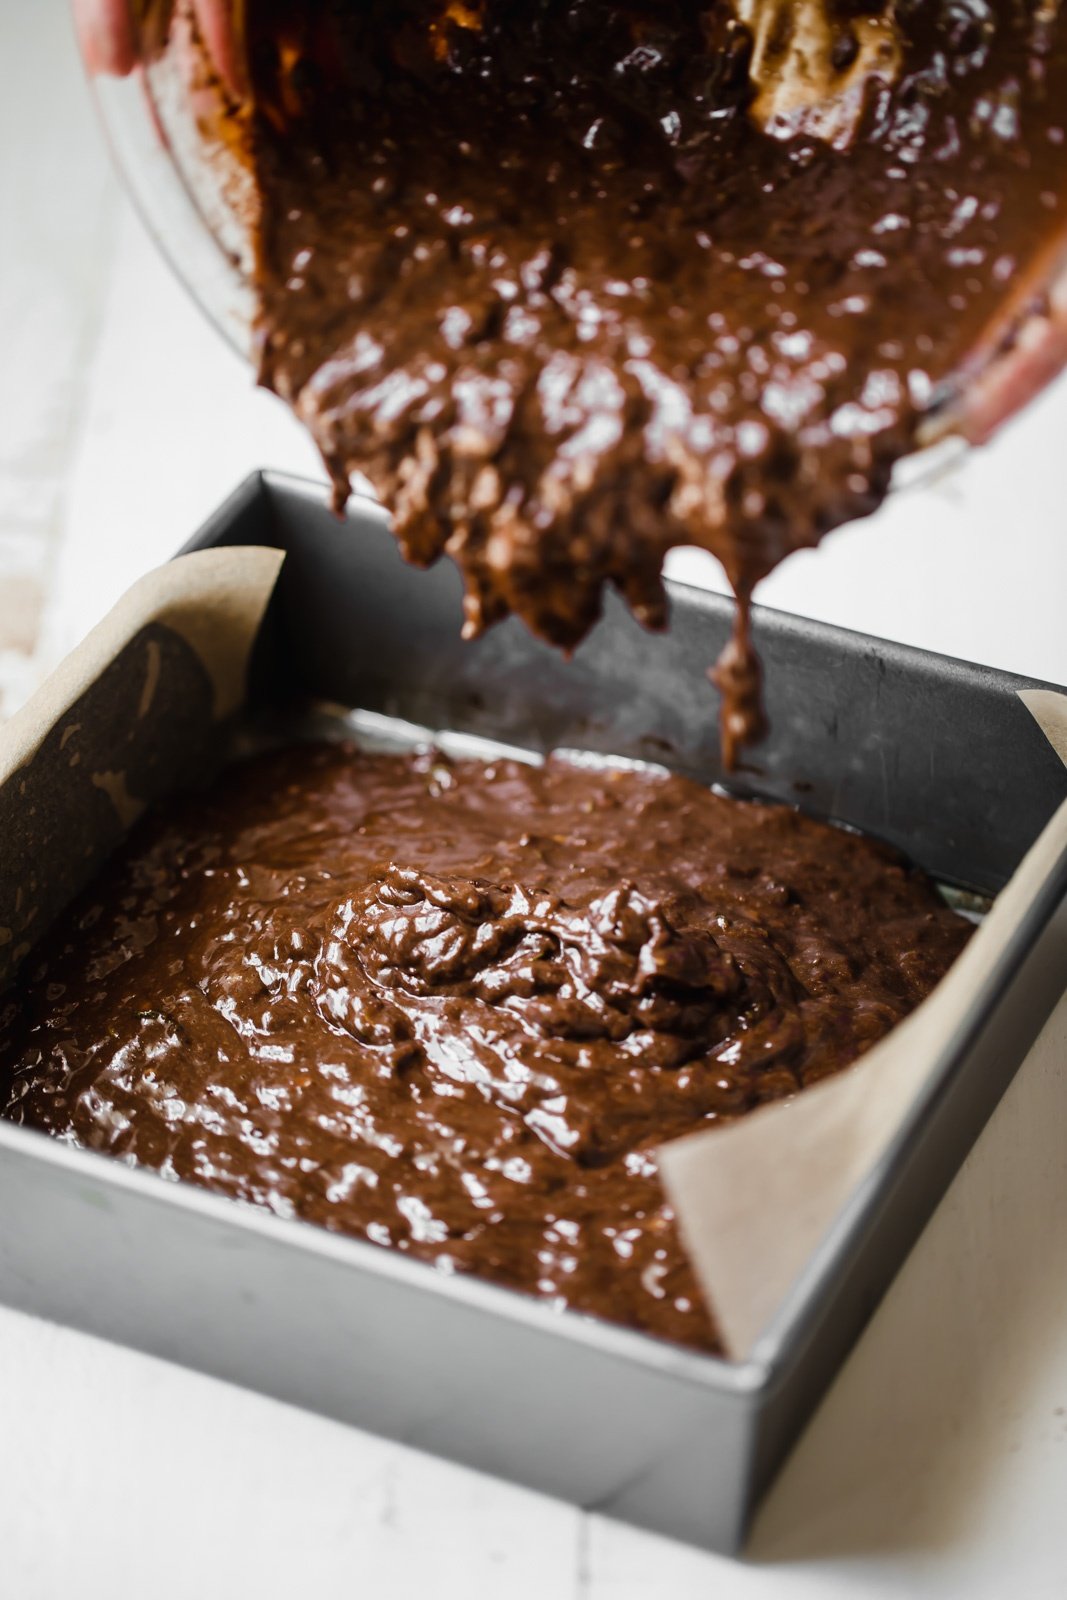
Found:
1,471 -> 1065,1555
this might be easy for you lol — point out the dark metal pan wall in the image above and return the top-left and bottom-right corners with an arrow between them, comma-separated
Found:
189,472 -> 1067,896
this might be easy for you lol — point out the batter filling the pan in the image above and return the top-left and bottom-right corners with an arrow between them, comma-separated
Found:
0,741 -> 971,1351
233,0 -> 1067,764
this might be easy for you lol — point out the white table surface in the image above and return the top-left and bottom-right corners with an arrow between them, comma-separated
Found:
2,7 -> 1066,1596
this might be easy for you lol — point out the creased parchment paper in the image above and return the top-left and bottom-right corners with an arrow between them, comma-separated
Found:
660,689 -> 1067,1360
0,547 -> 284,988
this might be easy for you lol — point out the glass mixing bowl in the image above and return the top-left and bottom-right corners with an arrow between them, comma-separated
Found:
74,0 -> 1067,482
81,2 -> 256,357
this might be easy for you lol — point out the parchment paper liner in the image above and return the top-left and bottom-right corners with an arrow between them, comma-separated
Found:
0,547 -> 284,986
660,688 -> 1067,1358
0,544 -> 1063,1364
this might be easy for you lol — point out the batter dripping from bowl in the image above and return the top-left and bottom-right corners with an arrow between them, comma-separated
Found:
245,0 -> 1067,764
78,0 -> 1067,764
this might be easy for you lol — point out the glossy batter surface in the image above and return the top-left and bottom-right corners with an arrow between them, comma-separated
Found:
0,742 -> 971,1351
246,0 -> 1067,761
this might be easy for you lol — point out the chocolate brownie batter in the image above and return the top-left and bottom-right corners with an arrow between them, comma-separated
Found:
242,0 -> 1067,763
0,742 -> 971,1351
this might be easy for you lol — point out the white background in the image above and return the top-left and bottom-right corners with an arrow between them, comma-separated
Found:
0,6 -> 1065,1596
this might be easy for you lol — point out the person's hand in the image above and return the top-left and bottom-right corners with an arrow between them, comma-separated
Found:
73,0 -> 247,97
952,263 -> 1067,446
